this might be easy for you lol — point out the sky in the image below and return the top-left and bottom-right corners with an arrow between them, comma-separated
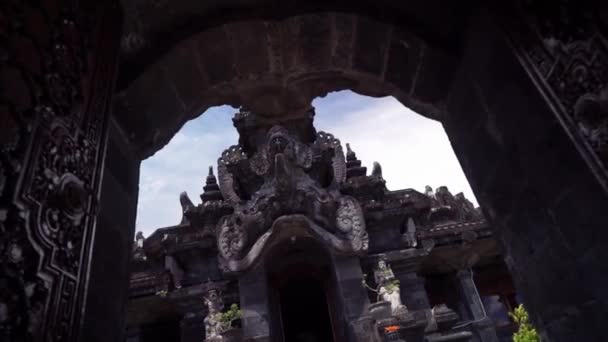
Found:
135,90 -> 477,236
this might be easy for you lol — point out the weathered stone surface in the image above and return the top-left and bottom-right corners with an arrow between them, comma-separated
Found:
412,45 -> 458,105
332,13 -> 356,69
298,14 -> 333,70
353,17 -> 391,76
159,40 -> 210,112
281,17 -> 300,72
385,28 -> 424,94
120,65 -> 184,146
197,27 -> 237,85
227,21 -> 270,78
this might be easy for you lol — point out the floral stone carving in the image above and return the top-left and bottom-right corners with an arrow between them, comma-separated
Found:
216,125 -> 368,273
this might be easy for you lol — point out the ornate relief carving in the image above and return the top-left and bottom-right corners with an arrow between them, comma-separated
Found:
515,0 -> 608,181
336,196 -> 368,251
314,131 -> 346,184
574,87 -> 608,159
0,1 -> 118,340
218,145 -> 247,203
216,124 -> 368,273
27,124 -> 97,275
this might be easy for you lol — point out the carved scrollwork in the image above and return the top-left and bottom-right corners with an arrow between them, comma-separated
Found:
574,88 -> 608,158
0,1 -> 117,340
27,123 -> 97,275
217,216 -> 248,261
314,131 -> 346,184
515,0 -> 608,178
336,196 -> 368,252
216,123 -> 368,273
219,145 -> 246,167
218,145 -> 247,204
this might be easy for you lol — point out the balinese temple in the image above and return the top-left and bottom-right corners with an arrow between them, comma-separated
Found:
126,109 -> 519,342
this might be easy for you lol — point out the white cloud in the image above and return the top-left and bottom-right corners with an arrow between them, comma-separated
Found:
313,91 -> 478,205
135,106 -> 238,236
136,92 -> 478,237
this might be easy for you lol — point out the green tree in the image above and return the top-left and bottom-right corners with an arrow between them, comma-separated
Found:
510,304 -> 540,342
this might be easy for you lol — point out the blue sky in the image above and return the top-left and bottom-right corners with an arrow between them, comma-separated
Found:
135,90 -> 477,236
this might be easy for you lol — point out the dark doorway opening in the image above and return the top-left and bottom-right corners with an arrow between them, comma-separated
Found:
279,276 -> 334,342
267,237 -> 337,342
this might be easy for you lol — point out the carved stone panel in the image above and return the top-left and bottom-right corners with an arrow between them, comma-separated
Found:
506,0 -> 608,190
0,1 -> 119,341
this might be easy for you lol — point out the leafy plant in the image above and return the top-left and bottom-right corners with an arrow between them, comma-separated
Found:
384,280 -> 400,293
509,304 -> 540,342
218,303 -> 242,332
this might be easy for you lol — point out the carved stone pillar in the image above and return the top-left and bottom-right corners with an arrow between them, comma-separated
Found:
455,269 -> 499,342
238,265 -> 271,342
331,254 -> 380,342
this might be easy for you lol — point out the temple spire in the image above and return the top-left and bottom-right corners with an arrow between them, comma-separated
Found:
345,143 -> 367,178
201,166 -> 224,202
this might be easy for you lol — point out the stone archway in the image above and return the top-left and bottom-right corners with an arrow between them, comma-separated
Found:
108,8 -> 608,342
114,12 -> 456,159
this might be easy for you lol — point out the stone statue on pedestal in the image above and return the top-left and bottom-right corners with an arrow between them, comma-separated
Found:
133,231 -> 147,261
364,259 -> 408,316
203,288 -> 224,341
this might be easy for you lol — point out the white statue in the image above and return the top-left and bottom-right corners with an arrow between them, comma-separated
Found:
402,217 -> 418,247
203,289 -> 224,341
363,259 -> 408,316
424,185 -> 435,199
133,232 -> 147,261
135,231 -> 145,249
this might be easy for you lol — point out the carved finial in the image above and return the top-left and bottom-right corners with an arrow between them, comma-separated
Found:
345,143 -> 366,178
201,166 -> 224,202
179,192 -> 194,224
346,143 -> 355,160
371,161 -> 383,178
180,191 -> 194,209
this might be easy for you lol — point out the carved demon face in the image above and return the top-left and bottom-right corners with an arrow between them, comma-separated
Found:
267,126 -> 291,156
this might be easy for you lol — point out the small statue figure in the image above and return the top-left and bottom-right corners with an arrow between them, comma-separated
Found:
135,231 -> 145,249
363,259 -> 408,316
133,231 -> 147,260
453,193 -> 481,221
180,191 -> 195,224
371,161 -> 383,178
424,185 -> 435,199
402,217 -> 417,247
434,186 -> 454,207
204,288 -> 225,341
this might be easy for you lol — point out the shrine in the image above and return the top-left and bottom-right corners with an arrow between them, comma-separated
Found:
126,109 -> 518,342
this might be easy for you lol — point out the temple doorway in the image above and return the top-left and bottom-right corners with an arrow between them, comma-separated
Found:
279,275 -> 334,342
266,237 -> 337,342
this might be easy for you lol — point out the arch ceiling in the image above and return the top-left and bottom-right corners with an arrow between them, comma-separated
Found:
115,10 -> 468,158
